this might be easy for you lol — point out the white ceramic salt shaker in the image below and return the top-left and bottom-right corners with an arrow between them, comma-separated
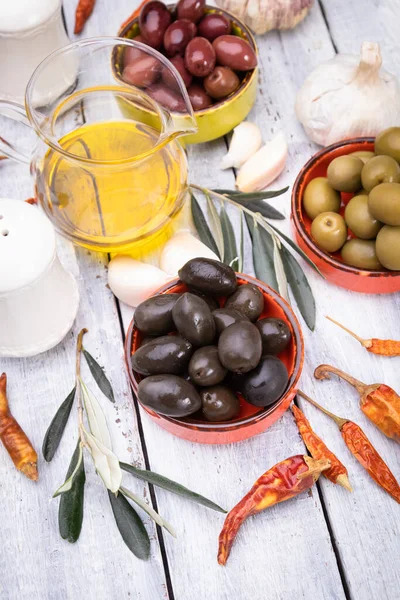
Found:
0,199 -> 79,357
0,0 -> 70,103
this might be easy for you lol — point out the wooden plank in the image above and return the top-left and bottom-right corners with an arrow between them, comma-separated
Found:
296,2 -> 400,598
0,19 -> 168,600
116,3 -> 349,600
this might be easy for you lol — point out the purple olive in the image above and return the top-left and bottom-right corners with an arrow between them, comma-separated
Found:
198,13 -> 231,42
163,19 -> 197,56
185,37 -> 216,77
177,0 -> 205,23
213,35 -> 257,71
162,55 -> 193,90
124,35 -> 146,66
148,83 -> 187,112
204,66 -> 240,99
187,83 -> 212,110
122,56 -> 161,88
139,1 -> 172,49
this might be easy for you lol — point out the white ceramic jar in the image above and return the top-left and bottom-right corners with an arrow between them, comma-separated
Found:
0,199 -> 79,357
0,0 -> 70,103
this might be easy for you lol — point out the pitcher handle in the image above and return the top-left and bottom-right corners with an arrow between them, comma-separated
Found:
0,100 -> 33,164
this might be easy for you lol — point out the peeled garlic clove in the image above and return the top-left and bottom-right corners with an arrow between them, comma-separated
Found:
236,132 -> 288,193
108,256 -> 170,307
160,231 -> 219,276
220,122 -> 262,170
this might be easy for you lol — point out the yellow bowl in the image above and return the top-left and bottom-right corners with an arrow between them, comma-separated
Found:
117,4 -> 258,144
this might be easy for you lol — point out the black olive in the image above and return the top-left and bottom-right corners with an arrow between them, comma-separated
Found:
138,374 -> 201,417
224,284 -> 264,322
134,294 -> 180,335
172,293 -> 216,346
218,321 -> 262,373
201,385 -> 240,422
212,308 -> 249,334
190,290 -> 220,311
240,356 -> 289,407
178,257 -> 237,297
188,346 -> 227,386
132,335 -> 193,376
255,318 -> 292,355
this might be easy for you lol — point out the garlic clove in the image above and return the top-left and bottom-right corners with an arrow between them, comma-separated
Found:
235,131 -> 288,193
220,121 -> 262,170
160,231 -> 219,276
108,255 -> 171,307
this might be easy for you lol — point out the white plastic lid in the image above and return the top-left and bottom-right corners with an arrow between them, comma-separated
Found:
0,0 -> 60,34
0,199 -> 56,294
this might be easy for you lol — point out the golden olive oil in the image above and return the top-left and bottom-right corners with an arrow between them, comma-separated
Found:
36,120 -> 188,254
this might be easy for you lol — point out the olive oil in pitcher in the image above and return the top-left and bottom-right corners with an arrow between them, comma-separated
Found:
36,120 -> 188,253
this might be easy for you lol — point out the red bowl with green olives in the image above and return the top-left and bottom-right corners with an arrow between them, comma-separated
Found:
292,137 -> 400,294
125,270 -> 304,445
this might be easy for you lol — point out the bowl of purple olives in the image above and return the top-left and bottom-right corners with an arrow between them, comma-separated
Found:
125,258 -> 304,444
117,0 -> 258,144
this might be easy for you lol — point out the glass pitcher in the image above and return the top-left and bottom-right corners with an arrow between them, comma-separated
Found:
0,37 -> 197,254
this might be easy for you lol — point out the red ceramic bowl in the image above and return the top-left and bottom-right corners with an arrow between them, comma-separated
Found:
125,273 -> 304,444
292,138 -> 400,294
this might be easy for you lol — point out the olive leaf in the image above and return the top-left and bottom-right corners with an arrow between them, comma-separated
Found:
84,427 -> 122,493
53,444 -> 83,497
213,188 -> 288,201
120,486 -> 176,537
80,379 -> 112,448
219,205 -> 238,268
120,462 -> 226,513
205,191 -> 224,260
268,222 -> 323,276
83,348 -> 115,403
59,442 -> 86,543
42,387 -> 76,462
245,214 -> 279,292
238,214 -> 244,273
273,237 -> 289,301
108,490 -> 150,560
281,246 -> 316,331
191,192 -> 221,258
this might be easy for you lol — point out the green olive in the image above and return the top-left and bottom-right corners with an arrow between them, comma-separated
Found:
360,155 -> 400,192
344,194 -> 383,239
349,150 -> 375,164
311,212 -> 347,253
375,127 -> 400,163
341,239 -> 382,270
303,177 -> 341,220
327,156 -> 364,192
368,182 -> 400,226
376,225 -> 400,270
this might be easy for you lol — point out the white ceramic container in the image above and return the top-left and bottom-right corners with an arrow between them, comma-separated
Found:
0,0 -> 70,103
0,199 -> 79,357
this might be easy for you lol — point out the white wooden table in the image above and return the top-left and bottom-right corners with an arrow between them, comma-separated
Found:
1,1 -> 399,599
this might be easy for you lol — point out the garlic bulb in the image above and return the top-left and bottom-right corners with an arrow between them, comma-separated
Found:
215,0 -> 313,35
296,42 -> 400,147
220,122 -> 262,170
108,256 -> 170,307
236,132 -> 287,192
160,231 -> 219,276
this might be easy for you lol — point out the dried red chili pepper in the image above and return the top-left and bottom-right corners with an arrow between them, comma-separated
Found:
326,316 -> 400,357
217,455 -> 330,565
292,403 -> 352,491
314,364 -> 400,443
0,374 -> 38,480
25,198 -> 37,205
74,0 -> 96,34
299,391 -> 400,504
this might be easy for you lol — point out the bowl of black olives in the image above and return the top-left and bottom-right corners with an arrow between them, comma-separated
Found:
125,258 -> 304,444
116,1 -> 258,144
292,132 -> 400,294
